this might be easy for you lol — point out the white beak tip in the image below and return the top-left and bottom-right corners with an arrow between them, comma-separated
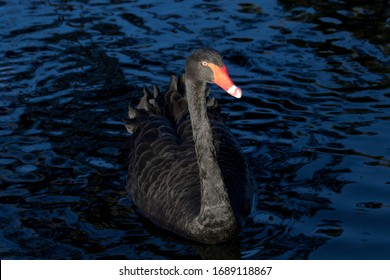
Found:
227,85 -> 242,99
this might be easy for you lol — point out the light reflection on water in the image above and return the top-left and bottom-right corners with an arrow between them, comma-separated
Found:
0,0 -> 389,259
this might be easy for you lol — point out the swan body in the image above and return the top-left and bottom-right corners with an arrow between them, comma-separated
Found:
125,48 -> 255,244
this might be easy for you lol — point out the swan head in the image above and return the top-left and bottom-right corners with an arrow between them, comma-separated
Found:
185,48 -> 242,98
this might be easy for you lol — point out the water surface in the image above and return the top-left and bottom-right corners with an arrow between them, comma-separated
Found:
0,0 -> 389,259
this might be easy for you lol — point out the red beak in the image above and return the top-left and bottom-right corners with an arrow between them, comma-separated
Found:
208,63 -> 242,98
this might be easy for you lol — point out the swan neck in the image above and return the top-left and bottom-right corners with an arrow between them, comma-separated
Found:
185,78 -> 236,229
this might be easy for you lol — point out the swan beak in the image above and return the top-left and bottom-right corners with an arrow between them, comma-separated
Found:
208,63 -> 242,99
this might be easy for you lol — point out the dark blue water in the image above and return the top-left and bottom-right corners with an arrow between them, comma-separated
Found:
1,0 -> 389,259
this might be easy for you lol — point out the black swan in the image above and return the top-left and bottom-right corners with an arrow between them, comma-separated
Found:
125,48 -> 255,244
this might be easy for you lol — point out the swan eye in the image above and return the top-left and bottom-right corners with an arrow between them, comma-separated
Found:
201,61 -> 208,67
